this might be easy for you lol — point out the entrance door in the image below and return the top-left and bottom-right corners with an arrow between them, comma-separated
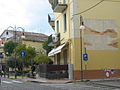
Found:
63,49 -> 68,64
57,53 -> 60,65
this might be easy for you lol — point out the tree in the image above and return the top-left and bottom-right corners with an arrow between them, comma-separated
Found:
25,46 -> 36,65
34,54 -> 50,64
43,35 -> 53,54
7,55 -> 23,71
4,41 -> 18,56
6,43 -> 37,77
15,44 -> 26,56
15,44 -> 36,67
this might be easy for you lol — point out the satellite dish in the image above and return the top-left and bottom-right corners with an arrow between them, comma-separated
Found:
52,33 -> 59,43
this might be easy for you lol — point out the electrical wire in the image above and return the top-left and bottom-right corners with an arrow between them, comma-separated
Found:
104,0 -> 120,2
73,0 -> 120,16
73,0 -> 105,16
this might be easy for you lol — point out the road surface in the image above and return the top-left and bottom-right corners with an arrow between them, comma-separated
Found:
0,78 -> 119,90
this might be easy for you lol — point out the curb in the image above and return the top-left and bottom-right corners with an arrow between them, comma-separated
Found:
2,77 -> 73,84
90,82 -> 120,88
87,79 -> 120,89
25,79 -> 73,84
89,78 -> 120,82
26,80 -> 45,83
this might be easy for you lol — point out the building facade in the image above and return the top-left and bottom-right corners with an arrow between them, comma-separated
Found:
0,40 -> 7,69
48,0 -> 120,80
0,30 -> 48,54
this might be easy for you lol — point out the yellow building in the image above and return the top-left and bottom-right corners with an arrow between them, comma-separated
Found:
21,32 -> 48,54
48,0 -> 120,80
0,30 -> 48,54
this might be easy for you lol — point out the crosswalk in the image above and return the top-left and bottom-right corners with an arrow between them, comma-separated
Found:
1,80 -> 23,84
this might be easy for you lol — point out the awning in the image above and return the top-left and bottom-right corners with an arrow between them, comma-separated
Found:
48,43 -> 66,56
48,48 -> 55,56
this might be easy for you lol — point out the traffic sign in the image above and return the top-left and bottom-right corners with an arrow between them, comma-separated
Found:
83,54 -> 88,61
20,51 -> 26,57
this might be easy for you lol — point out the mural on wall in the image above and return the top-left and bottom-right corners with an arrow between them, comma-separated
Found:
84,20 -> 118,50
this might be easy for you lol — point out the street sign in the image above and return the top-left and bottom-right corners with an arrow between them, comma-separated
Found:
83,54 -> 88,61
20,51 -> 26,57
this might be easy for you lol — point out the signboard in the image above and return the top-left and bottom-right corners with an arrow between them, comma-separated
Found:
83,54 -> 88,61
20,51 -> 26,57
0,55 -> 3,58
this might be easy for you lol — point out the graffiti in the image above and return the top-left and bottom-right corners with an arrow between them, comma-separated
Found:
104,69 -> 116,78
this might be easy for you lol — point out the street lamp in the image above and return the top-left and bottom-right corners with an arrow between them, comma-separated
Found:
6,26 -> 25,79
80,16 -> 85,82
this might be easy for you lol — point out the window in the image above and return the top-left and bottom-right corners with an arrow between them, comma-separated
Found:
63,13 -> 67,32
56,20 -> 59,33
63,0 -> 66,4
1,37 -> 5,40
6,31 -> 8,35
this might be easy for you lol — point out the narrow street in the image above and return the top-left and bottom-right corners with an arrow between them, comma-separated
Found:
0,78 -> 120,90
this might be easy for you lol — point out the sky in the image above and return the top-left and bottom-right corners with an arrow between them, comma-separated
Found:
0,0 -> 54,35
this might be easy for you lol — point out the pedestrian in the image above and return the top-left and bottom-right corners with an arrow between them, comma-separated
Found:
0,70 -> 3,77
0,78 -> 1,85
31,65 -> 36,78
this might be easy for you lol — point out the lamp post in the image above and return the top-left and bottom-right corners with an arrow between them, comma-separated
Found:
6,26 -> 25,79
80,16 -> 85,82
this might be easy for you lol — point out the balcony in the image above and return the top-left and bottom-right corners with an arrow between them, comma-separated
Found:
49,0 -> 67,13
48,14 -> 55,30
49,0 -> 54,4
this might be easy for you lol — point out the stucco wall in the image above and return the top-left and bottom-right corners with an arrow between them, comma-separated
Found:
22,40 -> 45,54
71,0 -> 120,71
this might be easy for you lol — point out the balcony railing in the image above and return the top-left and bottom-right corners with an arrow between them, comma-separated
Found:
48,14 -> 55,30
49,0 -> 54,4
50,0 -> 67,13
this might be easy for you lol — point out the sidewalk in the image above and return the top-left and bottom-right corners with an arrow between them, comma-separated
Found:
4,76 -> 120,87
9,76 -> 73,84
89,78 -> 120,88
22,77 -> 72,84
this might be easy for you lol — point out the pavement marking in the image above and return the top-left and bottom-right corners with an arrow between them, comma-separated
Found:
12,80 -> 23,83
1,80 -> 23,84
2,81 -> 13,84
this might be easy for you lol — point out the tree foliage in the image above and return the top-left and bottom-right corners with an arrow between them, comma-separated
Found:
4,41 -> 17,56
34,54 -> 50,64
7,55 -> 23,71
15,44 -> 36,67
26,46 -> 36,62
6,42 -> 37,74
6,43 -> 36,70
15,44 -> 26,55
42,35 -> 53,54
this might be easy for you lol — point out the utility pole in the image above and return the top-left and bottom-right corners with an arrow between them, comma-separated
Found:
80,16 -> 85,82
